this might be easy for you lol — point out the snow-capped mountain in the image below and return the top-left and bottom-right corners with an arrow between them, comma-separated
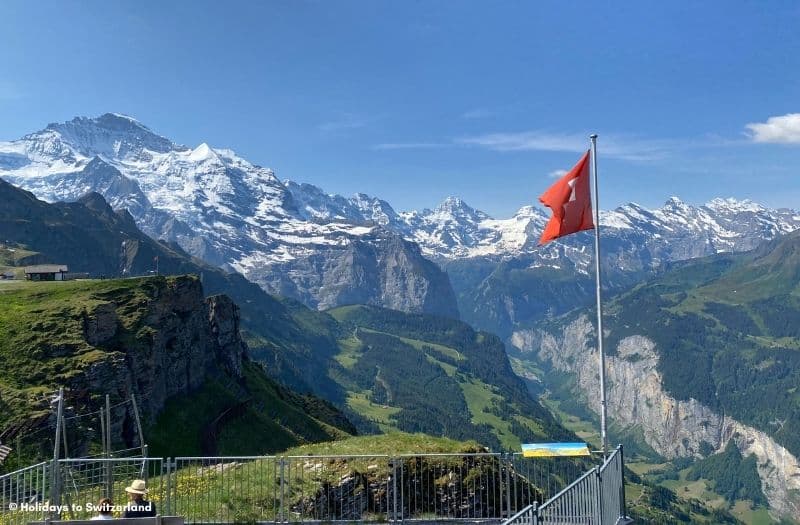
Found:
431,196 -> 800,338
0,114 -> 459,316
2,114 -> 799,318
397,194 -> 800,262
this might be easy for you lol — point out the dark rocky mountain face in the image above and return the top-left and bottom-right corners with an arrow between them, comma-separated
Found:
250,229 -> 459,318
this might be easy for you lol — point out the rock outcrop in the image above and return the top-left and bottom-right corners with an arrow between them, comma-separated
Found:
511,316 -> 800,520
72,276 -> 248,443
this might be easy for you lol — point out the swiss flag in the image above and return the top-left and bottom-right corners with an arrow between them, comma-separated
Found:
538,150 -> 594,245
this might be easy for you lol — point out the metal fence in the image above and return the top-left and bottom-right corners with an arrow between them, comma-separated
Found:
0,462 -> 49,525
503,447 -> 628,525
0,458 -> 162,525
56,458 -> 165,520
1,450 -> 620,524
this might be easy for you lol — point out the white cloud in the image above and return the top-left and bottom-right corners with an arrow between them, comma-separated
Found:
745,113 -> 800,144
456,131 -> 668,161
548,169 -> 568,179
372,142 -> 448,151
457,131 -> 584,153
375,130 -> 684,161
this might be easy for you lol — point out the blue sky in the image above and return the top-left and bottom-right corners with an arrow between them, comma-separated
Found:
1,0 -> 799,217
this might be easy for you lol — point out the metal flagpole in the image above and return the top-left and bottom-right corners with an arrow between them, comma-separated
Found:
589,134 -> 609,459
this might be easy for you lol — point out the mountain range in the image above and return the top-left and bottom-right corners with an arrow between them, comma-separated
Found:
3,114 -> 799,327
0,178 -> 571,455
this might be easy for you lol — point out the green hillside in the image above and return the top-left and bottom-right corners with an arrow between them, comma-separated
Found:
603,231 -> 800,458
327,305 -> 574,450
0,244 -> 38,279
0,277 -> 353,472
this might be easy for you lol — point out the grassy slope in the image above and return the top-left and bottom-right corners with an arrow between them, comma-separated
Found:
0,243 -> 39,278
0,278 -> 158,427
147,361 -> 351,457
0,277 -> 353,470
283,431 -> 482,456
327,305 -> 574,451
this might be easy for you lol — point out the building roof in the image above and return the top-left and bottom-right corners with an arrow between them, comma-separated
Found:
24,264 -> 69,274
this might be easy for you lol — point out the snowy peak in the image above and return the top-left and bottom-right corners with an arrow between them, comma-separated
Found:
704,197 -> 765,214
280,180 -> 401,228
662,195 -> 691,213
511,205 -> 546,220
350,193 -> 400,226
35,113 -> 181,160
432,196 -> 488,222
189,142 -> 217,162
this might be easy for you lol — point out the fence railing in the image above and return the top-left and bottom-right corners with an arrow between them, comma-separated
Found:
1,449 -> 624,524
56,458 -> 165,520
503,447 -> 628,525
0,462 -> 49,525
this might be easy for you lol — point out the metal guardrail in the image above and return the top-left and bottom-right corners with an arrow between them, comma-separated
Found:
0,458 -> 163,525
56,458 -> 165,520
167,453 -> 546,523
1,450 -> 619,524
0,462 -> 49,524
502,446 -> 628,525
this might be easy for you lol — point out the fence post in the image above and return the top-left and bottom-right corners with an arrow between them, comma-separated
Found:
48,459 -> 61,518
594,465 -> 603,524
619,445 -> 627,521
105,460 -> 113,500
505,454 -> 512,518
400,456 -> 405,522
42,462 -> 49,517
531,501 -> 538,525
164,459 -> 173,516
391,458 -> 398,522
105,395 -> 113,499
279,458 -> 286,523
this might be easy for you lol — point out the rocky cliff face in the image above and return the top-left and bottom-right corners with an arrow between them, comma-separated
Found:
72,276 -> 247,442
511,316 -> 800,520
249,229 -> 460,318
